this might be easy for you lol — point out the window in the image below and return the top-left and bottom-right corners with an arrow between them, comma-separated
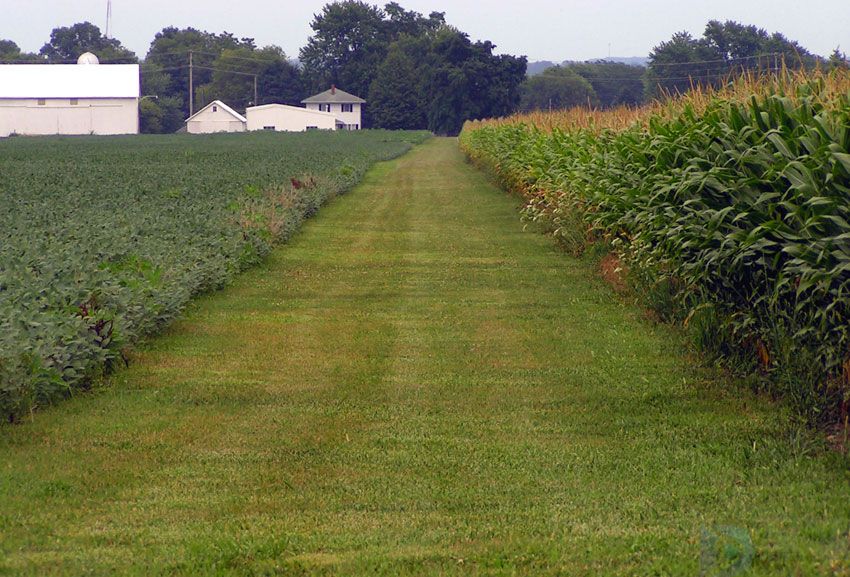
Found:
319,103 -> 331,112
70,99 -> 79,106
263,126 -> 276,131
37,99 -> 46,106
306,126 -> 319,131
212,105 -> 218,112
341,103 -> 353,113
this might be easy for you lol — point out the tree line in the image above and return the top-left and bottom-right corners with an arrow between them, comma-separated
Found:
0,1 -> 526,135
2,6 -> 846,134
521,20 -> 846,113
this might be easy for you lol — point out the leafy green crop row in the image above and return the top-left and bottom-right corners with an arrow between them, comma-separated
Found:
0,130 -> 429,421
460,75 -> 850,423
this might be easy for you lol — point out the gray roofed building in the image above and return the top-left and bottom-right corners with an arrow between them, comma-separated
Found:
301,85 -> 366,104
302,85 -> 365,131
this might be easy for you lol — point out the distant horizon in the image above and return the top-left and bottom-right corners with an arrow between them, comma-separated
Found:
1,0 -> 847,63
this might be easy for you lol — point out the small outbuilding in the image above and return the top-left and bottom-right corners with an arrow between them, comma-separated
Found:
0,52 -> 139,137
302,86 -> 365,131
245,103 -> 344,132
185,100 -> 247,134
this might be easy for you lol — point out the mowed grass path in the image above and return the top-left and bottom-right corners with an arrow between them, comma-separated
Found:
2,138 -> 849,576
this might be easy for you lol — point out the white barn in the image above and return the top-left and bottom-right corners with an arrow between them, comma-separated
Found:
0,53 -> 139,137
186,100 -> 247,134
302,86 -> 365,131
246,103 -> 344,132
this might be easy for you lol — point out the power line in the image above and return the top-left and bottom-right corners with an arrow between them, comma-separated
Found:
646,53 -> 782,69
192,64 -> 259,77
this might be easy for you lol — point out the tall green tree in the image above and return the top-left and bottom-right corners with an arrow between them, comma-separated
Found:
425,28 -> 526,134
647,21 -> 822,97
368,36 -> 429,129
299,1 -> 445,125
39,22 -> 136,62
145,27 -> 256,117
0,39 -> 42,62
203,46 -> 304,111
300,1 -> 388,100
568,62 -> 645,108
139,63 -> 184,134
519,66 -> 598,112
258,59 -> 305,106
828,48 -> 849,71
366,19 -> 525,133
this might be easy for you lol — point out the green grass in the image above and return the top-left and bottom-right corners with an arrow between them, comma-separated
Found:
1,138 -> 849,576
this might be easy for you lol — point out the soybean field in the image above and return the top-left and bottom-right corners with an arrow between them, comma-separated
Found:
0,130 -> 429,421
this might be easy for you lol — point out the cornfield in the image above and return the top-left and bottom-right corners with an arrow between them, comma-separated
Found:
460,70 -> 850,424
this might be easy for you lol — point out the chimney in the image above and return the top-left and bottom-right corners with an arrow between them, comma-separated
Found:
331,85 -> 336,95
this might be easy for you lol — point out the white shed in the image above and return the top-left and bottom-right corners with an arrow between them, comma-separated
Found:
245,103 -> 344,132
0,53 -> 139,137
185,100 -> 247,134
302,86 -> 365,130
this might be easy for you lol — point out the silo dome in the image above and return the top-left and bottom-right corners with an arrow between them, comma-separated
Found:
77,52 -> 100,65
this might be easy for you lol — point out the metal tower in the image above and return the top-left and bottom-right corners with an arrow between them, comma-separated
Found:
105,0 -> 112,39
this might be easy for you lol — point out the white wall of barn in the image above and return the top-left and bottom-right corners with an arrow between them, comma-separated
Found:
187,105 -> 246,134
246,105 -> 339,132
0,98 -> 138,137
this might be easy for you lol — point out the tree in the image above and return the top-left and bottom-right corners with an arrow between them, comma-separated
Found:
365,16 -> 525,133
828,48 -> 849,71
300,1 -> 388,100
139,64 -> 184,134
258,58 -> 305,106
647,21 -> 822,97
39,22 -> 136,62
646,31 -> 716,96
0,40 -> 41,62
0,39 -> 18,59
145,27 -> 256,117
368,36 -> 429,129
569,62 -> 645,108
299,1 -> 446,125
205,46 -> 304,111
383,3 -> 445,39
425,28 -> 526,134
519,66 -> 598,112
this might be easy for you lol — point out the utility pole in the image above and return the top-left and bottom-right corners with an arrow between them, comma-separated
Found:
189,50 -> 194,117
105,0 -> 112,39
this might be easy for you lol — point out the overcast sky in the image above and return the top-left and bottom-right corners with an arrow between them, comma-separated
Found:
2,0 -> 848,62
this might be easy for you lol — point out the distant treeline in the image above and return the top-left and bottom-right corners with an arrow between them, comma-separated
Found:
2,7 -> 847,133
523,20 -> 847,112
0,2 -> 526,135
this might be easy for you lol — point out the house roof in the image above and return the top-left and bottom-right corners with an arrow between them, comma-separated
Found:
246,103 -> 345,123
0,64 -> 140,99
301,86 -> 366,104
186,100 -> 247,123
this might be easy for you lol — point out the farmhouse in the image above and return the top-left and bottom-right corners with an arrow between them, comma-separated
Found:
186,100 -> 247,133
0,53 -> 139,137
245,103 -> 344,132
302,86 -> 364,130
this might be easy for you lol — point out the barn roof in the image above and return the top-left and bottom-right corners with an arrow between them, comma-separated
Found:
186,100 -> 247,123
0,64 -> 140,99
301,86 -> 366,104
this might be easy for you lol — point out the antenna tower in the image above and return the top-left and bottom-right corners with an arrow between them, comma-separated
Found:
105,0 -> 112,39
